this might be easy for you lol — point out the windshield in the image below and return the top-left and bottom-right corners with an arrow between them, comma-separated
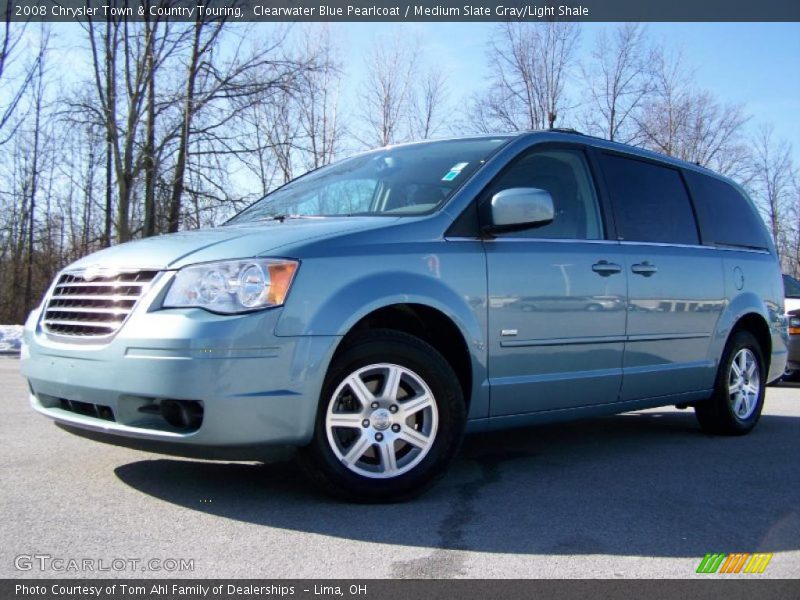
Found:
784,274 -> 800,298
228,137 -> 511,223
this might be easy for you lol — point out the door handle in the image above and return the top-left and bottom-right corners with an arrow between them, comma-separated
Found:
631,261 -> 658,277
592,260 -> 622,276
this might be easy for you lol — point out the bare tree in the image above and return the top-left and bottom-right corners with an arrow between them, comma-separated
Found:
470,22 -> 581,132
633,49 -> 690,157
237,92 -> 288,197
263,85 -> 300,185
206,27 -> 341,200
295,25 -> 345,169
0,11 -> 43,145
635,48 -> 749,177
142,14 -> 159,238
58,123 -> 107,255
790,175 -> 800,276
0,27 -> 57,323
166,16 -> 210,234
749,125 -> 794,262
166,23 -> 306,232
101,19 -> 115,246
22,36 -> 47,313
410,66 -> 448,140
83,16 -> 174,242
581,23 -> 651,143
359,32 -> 419,147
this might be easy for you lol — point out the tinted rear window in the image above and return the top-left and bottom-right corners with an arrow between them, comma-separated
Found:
599,153 -> 699,245
683,170 -> 770,250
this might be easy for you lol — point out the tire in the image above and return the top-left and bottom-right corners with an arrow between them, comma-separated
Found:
695,330 -> 766,435
298,329 -> 466,502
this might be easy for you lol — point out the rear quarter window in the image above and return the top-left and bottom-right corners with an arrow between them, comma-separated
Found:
598,153 -> 699,245
683,170 -> 770,250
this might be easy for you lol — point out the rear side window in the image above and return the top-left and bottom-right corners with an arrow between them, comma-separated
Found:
683,171 -> 770,250
599,153 -> 699,245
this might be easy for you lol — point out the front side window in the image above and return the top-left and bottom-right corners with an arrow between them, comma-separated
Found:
228,137 -> 512,223
599,153 -> 699,245
484,148 -> 604,240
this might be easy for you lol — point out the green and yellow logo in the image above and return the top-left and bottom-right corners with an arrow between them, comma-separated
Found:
696,553 -> 773,574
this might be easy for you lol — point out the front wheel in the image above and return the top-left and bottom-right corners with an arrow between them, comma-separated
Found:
695,330 -> 765,435
299,329 -> 466,502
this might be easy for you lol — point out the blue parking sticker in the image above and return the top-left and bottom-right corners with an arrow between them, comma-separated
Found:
441,162 -> 469,182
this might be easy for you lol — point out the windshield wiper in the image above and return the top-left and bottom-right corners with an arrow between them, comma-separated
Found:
258,214 -> 306,223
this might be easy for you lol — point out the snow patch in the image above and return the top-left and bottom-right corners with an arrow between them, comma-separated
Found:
0,325 -> 23,354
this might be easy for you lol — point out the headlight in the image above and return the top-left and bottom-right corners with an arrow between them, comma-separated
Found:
163,259 -> 299,314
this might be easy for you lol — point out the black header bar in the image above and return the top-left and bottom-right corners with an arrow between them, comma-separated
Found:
4,0 -> 800,22
5,579 -> 800,600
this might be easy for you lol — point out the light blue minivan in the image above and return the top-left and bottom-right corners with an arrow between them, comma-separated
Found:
21,131 -> 787,501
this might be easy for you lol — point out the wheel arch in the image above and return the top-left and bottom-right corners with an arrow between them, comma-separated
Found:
715,290 -> 771,350
730,312 -> 772,366
333,303 -> 477,415
696,310 -> 772,435
276,269 -> 489,419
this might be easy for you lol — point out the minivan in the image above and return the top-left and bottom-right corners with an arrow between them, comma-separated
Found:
21,131 -> 788,501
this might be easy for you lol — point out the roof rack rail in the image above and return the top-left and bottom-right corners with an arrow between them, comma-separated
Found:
547,127 -> 584,135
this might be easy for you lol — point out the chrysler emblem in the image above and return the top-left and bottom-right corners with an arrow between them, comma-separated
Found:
82,265 -> 117,282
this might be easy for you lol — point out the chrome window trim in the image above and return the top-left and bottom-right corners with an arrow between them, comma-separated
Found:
446,237 -> 618,245
446,236 -> 770,254
618,240 -> 770,254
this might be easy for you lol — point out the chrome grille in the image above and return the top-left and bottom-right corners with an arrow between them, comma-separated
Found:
42,270 -> 159,337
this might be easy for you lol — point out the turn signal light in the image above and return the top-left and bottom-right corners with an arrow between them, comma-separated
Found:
267,262 -> 298,305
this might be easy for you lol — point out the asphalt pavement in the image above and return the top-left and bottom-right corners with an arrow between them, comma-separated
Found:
1,357 -> 798,578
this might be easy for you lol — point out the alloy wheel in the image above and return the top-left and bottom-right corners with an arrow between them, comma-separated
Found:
325,363 -> 438,479
728,348 -> 760,420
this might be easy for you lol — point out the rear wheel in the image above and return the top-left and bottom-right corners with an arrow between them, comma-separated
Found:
695,330 -> 765,435
299,329 -> 465,502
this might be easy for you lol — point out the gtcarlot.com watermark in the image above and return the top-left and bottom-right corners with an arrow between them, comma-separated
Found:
14,554 -> 194,573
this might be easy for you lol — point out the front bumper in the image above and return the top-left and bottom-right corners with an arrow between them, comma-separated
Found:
21,297 -> 340,454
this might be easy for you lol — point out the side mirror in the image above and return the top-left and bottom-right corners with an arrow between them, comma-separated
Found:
487,187 -> 555,233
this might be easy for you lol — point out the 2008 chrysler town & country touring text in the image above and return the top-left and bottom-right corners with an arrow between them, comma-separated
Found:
21,131 -> 788,501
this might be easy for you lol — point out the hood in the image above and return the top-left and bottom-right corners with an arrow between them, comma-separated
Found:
67,217 -> 401,271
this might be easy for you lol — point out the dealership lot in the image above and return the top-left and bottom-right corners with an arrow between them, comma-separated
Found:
1,357 -> 797,579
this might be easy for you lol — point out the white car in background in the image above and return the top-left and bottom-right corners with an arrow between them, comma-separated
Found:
784,274 -> 800,314
783,274 -> 800,379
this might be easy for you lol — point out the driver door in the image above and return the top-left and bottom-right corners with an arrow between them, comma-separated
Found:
484,145 -> 628,416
